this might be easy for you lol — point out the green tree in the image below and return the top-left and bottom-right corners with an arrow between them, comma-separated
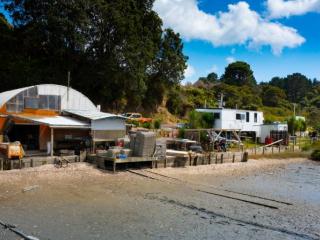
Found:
206,72 -> 218,83
221,61 -> 256,86
144,28 -> 187,110
270,73 -> 312,103
287,116 -> 307,135
1,0 -> 187,111
261,85 -> 287,107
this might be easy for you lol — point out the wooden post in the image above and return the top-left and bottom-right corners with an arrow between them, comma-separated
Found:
0,159 -> 3,171
208,153 -> 211,164
215,154 -> 218,164
262,147 -> 265,155
221,154 -> 224,164
164,157 -> 167,168
19,158 -> 22,169
30,158 -> 33,168
92,130 -> 96,154
278,146 -> 281,153
50,128 -> 54,157
232,154 -> 235,163
113,161 -> 116,173
242,152 -> 249,162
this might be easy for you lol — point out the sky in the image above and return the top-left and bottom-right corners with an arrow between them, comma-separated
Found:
1,1 -> 319,84
154,0 -> 320,83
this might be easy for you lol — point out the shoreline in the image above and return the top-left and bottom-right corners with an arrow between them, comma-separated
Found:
0,157 -> 310,187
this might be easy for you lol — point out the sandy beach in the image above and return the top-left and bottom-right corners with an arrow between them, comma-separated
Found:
0,158 -> 319,240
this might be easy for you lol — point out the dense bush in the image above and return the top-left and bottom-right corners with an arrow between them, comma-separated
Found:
142,122 -> 151,129
153,119 -> 162,129
311,149 -> 320,161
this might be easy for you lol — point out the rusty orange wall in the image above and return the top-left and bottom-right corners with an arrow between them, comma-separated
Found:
23,109 -> 58,116
39,125 -> 50,151
0,105 -> 6,114
0,105 -> 6,133
0,117 -> 6,133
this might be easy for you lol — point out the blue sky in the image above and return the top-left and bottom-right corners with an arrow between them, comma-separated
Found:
154,0 -> 320,83
2,1 -> 320,83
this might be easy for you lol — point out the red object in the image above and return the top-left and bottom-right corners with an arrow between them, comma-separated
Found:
117,140 -> 124,147
265,137 -> 273,145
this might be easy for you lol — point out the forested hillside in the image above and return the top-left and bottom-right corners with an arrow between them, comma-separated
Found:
166,61 -> 320,129
0,0 -> 319,130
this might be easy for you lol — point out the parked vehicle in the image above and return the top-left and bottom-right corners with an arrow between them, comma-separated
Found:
188,144 -> 204,153
123,113 -> 152,124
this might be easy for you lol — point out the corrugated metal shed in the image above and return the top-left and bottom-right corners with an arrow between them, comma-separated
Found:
0,84 -> 97,111
63,109 -> 126,120
11,114 -> 90,129
0,87 -> 31,109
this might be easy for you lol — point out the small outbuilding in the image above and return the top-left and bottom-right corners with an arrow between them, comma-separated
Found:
0,84 -> 126,156
260,123 -> 289,144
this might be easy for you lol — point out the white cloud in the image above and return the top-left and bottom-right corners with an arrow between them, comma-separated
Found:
184,64 -> 196,78
267,0 -> 320,19
207,65 -> 218,74
226,57 -> 236,64
153,0 -> 305,54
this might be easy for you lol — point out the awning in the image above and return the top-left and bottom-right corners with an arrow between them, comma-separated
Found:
10,114 -> 90,129
63,109 -> 127,120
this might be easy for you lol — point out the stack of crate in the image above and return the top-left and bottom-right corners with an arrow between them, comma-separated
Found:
133,132 -> 156,157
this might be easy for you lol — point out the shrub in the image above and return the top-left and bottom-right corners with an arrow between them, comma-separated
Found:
142,122 -> 151,129
153,119 -> 162,129
178,128 -> 185,138
311,149 -> 320,161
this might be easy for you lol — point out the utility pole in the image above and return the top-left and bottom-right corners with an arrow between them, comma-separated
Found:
292,103 -> 297,145
219,93 -> 224,108
67,71 -> 71,109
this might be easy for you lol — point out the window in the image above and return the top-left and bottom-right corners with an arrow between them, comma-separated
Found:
254,113 -> 258,123
39,95 -> 61,111
246,112 -> 250,122
236,113 -> 245,120
213,112 -> 220,120
24,97 -> 40,109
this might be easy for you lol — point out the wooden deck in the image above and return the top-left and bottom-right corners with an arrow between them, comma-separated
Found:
97,156 -> 158,173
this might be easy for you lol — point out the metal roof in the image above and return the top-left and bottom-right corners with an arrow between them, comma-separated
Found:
63,109 -> 126,121
196,108 -> 263,113
0,86 -> 31,109
11,114 -> 90,129
0,84 -> 97,111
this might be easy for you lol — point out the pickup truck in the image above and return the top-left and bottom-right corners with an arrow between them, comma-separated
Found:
123,113 -> 152,124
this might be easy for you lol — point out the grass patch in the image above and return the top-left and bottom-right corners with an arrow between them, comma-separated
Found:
249,151 -> 310,160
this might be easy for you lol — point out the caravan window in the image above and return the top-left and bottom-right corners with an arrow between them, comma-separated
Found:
254,113 -> 258,123
213,113 -> 220,120
236,113 -> 245,120
246,112 -> 250,122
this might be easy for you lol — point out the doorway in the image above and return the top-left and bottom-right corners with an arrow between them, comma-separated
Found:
7,124 -> 40,150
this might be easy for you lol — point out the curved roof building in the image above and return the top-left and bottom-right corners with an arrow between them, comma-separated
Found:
0,84 -> 97,113
0,85 -> 126,156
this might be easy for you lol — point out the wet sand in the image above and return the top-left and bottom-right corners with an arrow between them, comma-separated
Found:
0,158 -> 319,240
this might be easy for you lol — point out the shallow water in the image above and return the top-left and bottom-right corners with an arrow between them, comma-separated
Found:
0,160 -> 319,240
